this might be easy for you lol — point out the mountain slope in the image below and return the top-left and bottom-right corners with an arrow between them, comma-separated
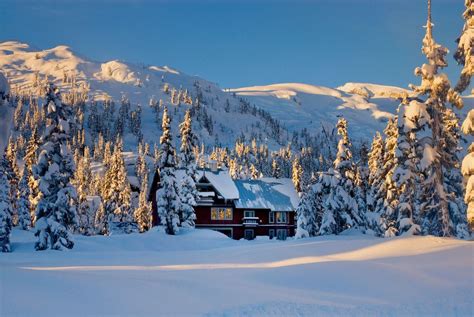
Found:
1,41 -> 471,149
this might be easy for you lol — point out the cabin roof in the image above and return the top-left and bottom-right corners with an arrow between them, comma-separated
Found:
196,169 -> 239,200
234,179 -> 295,212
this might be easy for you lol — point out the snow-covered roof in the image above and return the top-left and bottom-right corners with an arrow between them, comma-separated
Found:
260,177 -> 300,209
234,179 -> 295,212
196,169 -> 239,200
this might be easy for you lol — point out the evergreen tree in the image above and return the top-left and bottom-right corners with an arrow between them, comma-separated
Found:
319,119 -> 364,235
4,136 -> 19,224
157,107 -> 180,234
72,147 -> 95,235
178,110 -> 198,228
33,84 -> 77,250
17,169 -> 31,230
409,0 -> 466,237
366,132 -> 384,217
134,173 -> 152,232
461,110 -> 474,232
0,171 -> 12,252
99,138 -> 132,234
292,157 -> 303,194
454,0 -> 473,93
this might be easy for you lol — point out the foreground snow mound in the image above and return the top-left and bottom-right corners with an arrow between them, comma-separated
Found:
1,229 -> 472,317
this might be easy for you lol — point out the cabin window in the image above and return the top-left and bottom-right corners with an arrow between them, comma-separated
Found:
276,229 -> 287,240
211,207 -> 233,220
244,229 -> 254,240
269,212 -> 275,223
244,210 -> 255,218
270,212 -> 287,223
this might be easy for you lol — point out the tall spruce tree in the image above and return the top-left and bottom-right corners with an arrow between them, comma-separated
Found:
461,110 -> 474,232
157,107 -> 180,234
178,110 -> 198,228
408,0 -> 467,237
134,173 -> 152,232
16,169 -> 31,230
319,119 -> 365,235
0,164 -> 13,252
454,0 -> 473,93
33,84 -> 77,250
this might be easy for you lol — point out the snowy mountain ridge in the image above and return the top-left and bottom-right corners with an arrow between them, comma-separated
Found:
1,41 -> 471,148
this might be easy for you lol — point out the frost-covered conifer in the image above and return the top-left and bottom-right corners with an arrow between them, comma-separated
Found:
319,119 -> 364,235
33,84 -> 77,250
99,138 -> 132,234
0,171 -> 12,252
292,157 -> 303,194
157,107 -> 180,234
134,173 -> 152,232
462,110 -> 474,232
367,132 -> 384,215
178,110 -> 198,228
72,147 -> 95,235
17,169 -> 31,230
454,0 -> 473,93
408,0 -> 467,238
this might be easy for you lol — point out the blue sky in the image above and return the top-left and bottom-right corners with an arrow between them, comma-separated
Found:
0,0 -> 466,89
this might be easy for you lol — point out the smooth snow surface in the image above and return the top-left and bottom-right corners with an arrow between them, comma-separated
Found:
1,228 -> 472,316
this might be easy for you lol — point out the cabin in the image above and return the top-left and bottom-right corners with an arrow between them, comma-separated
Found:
149,166 -> 299,240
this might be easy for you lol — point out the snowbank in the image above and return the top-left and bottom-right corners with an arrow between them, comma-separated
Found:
1,229 -> 472,316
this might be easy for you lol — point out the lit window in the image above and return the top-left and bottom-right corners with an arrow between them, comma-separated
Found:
211,207 -> 233,220
276,212 -> 287,223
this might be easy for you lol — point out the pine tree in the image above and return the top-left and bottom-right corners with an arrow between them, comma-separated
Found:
0,170 -> 12,252
17,169 -> 31,230
134,173 -> 152,232
408,0 -> 466,237
462,110 -> 474,232
366,131 -> 384,225
4,136 -> 19,224
157,107 -> 180,234
72,147 -> 95,235
99,138 -> 132,234
319,119 -> 364,235
292,157 -> 303,194
33,84 -> 77,250
454,0 -> 473,93
178,110 -> 198,228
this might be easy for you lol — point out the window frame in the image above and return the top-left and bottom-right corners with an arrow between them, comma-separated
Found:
269,211 -> 275,223
211,207 -> 233,220
244,210 -> 255,218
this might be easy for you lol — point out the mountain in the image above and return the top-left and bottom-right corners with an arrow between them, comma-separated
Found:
0,41 -> 471,151
228,82 -> 473,140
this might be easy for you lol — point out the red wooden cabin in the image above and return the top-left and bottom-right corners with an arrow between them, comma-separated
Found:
149,168 -> 299,240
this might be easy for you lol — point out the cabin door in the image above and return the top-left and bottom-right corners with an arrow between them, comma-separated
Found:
244,229 -> 254,240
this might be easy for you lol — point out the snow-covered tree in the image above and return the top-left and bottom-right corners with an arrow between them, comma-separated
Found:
367,132 -> 384,215
292,157 -> 303,194
157,107 -> 180,234
16,169 -> 31,230
454,0 -> 473,93
462,110 -> 474,231
33,84 -> 77,250
99,138 -> 132,235
407,0 -> 467,238
72,147 -> 95,235
296,174 -> 326,238
319,119 -> 365,235
178,110 -> 198,228
134,173 -> 152,232
0,168 -> 13,252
